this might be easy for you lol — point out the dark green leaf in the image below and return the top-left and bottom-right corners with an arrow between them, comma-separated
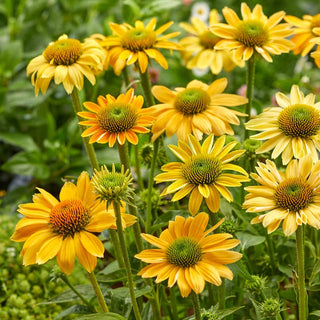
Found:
236,232 -> 266,250
0,132 -> 39,152
77,313 -> 126,320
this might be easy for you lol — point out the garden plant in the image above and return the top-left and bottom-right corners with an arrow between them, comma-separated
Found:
1,0 -> 320,319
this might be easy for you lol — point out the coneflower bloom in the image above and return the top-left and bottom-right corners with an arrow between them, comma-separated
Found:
243,156 -> 320,236
78,89 -> 154,147
211,3 -> 294,62
11,172 -> 115,274
135,212 -> 242,297
284,13 -> 320,57
101,18 -> 181,75
149,78 -> 247,142
155,134 -> 249,215
246,85 -> 320,164
27,34 -> 105,96
179,9 -> 245,74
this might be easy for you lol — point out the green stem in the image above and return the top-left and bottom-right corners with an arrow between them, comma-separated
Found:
218,278 -> 225,309
296,226 -> 308,320
244,54 -> 256,140
191,292 -> 202,320
87,272 -> 109,312
117,141 -> 144,253
145,138 -> 160,234
109,229 -> 125,268
60,274 -> 95,312
123,66 -> 131,88
134,144 -> 144,190
138,65 -> 155,107
266,231 -> 276,273
113,200 -> 142,320
71,89 -> 99,170
169,287 -> 179,320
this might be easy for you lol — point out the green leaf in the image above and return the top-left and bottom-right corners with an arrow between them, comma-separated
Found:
236,231 -> 265,250
0,40 -> 23,76
111,286 -> 152,300
2,151 -> 50,179
310,310 -> 320,316
0,132 -> 39,152
309,259 -> 320,286
55,304 -> 90,318
232,260 -> 254,281
77,313 -> 126,320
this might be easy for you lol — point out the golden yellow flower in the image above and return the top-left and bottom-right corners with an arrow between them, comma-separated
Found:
27,34 -> 106,96
243,156 -> 320,236
155,134 -> 249,216
149,78 -> 247,142
102,18 -> 181,75
284,13 -> 320,56
211,3 -> 294,62
78,89 -> 154,147
179,9 -> 245,74
11,172 -> 115,275
246,85 -> 320,164
135,212 -> 242,297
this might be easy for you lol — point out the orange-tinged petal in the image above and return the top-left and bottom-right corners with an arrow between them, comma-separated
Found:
79,231 -> 104,257
74,233 -> 97,273
56,236 -> 75,275
36,235 -> 63,264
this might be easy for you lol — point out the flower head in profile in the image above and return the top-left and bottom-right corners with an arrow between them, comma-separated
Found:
155,134 -> 249,215
27,34 -> 106,96
11,172 -> 115,275
135,212 -> 242,297
243,156 -> 320,236
149,78 -> 247,142
246,85 -> 320,164
211,3 -> 294,62
101,18 -> 181,75
91,164 -> 134,207
180,10 -> 245,74
284,13 -> 320,57
78,89 -> 154,147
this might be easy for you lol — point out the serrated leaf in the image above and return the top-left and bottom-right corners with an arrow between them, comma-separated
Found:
0,132 -> 39,152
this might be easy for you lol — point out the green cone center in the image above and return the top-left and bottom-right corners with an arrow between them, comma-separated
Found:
278,104 -> 320,138
236,20 -> 268,47
166,237 -> 202,268
121,28 -> 156,51
199,31 -> 221,49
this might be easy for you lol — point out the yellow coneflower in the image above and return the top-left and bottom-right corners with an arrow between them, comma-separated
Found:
135,212 -> 242,297
101,18 -> 181,75
245,85 -> 320,164
78,89 -> 154,147
27,34 -> 105,96
179,9 -> 245,74
155,134 -> 249,215
243,156 -> 320,236
211,3 -> 294,62
11,172 -> 115,274
149,78 -> 247,142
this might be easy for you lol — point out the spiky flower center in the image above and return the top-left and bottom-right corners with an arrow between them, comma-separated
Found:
98,173 -> 126,190
97,103 -> 138,133
274,178 -> 313,212
166,237 -> 202,268
278,104 -> 320,138
43,39 -> 82,65
121,28 -> 156,51
182,155 -> 222,185
199,31 -> 221,49
236,20 -> 268,47
311,14 -> 320,35
174,88 -> 210,115
50,200 -> 90,237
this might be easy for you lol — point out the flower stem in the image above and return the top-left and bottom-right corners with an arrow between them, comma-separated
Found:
71,89 -> 99,170
145,138 -> 160,234
191,292 -> 202,320
218,278 -> 225,309
296,225 -> 308,320
134,144 -> 144,190
266,231 -> 276,273
244,54 -> 256,140
117,141 -> 144,253
113,200 -> 142,320
60,273 -> 95,312
109,229 -> 125,268
87,272 -> 109,312
138,65 -> 155,107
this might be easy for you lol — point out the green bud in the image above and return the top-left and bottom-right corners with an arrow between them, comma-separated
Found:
260,298 -> 282,319
19,280 -> 31,293
243,139 -> 262,154
32,285 -> 42,297
245,275 -> 265,296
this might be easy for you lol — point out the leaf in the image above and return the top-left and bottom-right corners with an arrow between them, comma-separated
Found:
77,313 -> 126,320
232,260 -> 254,281
55,304 -> 91,319
235,231 -> 265,250
310,310 -> 320,316
111,286 -> 152,300
0,132 -> 39,152
2,151 -> 50,179
309,259 -> 320,286
0,40 -> 23,76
